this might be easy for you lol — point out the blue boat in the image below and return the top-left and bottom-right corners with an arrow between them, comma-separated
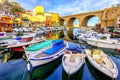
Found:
25,39 -> 67,68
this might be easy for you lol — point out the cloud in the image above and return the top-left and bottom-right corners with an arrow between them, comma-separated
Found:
47,0 -> 120,16
91,0 -> 120,10
16,0 -> 120,16
48,0 -> 95,16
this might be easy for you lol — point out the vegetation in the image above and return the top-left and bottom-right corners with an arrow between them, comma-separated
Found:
11,6 -> 24,14
0,1 -> 25,14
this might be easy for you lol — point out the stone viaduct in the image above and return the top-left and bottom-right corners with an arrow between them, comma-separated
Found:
60,4 -> 120,28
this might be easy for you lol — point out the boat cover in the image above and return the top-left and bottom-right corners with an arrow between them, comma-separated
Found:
43,40 -> 65,55
67,42 -> 85,51
0,59 -> 29,80
16,37 -> 22,40
26,40 -> 53,51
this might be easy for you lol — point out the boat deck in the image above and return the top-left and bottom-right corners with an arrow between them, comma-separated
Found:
34,53 -> 49,58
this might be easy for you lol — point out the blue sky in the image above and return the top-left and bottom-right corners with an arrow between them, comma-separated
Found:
16,0 -> 120,26
16,0 -> 120,16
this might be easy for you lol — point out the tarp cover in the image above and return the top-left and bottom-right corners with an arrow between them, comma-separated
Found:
26,40 -> 53,51
67,42 -> 85,51
43,40 -> 65,55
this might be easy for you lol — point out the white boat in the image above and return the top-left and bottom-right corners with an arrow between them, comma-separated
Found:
34,28 -> 45,35
83,33 -> 120,49
6,33 -> 44,52
0,32 -> 13,47
75,30 -> 95,43
62,50 -> 84,75
0,32 -> 8,38
25,40 -> 67,68
85,49 -> 118,78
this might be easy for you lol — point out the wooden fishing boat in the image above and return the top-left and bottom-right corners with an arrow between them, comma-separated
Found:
85,49 -> 118,78
62,50 -> 84,75
25,40 -> 67,68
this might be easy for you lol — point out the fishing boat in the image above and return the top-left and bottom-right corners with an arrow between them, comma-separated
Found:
34,28 -> 45,35
25,39 -> 67,68
83,33 -> 120,49
113,28 -> 120,35
62,50 -> 84,75
85,49 -> 118,78
0,32 -> 13,47
0,32 -> 8,38
7,33 -> 44,52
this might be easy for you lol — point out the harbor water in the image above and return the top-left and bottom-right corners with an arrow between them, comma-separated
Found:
0,28 -> 120,80
31,28 -> 120,80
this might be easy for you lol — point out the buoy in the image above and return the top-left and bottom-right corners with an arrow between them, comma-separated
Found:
27,62 -> 30,71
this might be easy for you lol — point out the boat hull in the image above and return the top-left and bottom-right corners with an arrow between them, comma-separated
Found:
85,49 -> 118,78
85,39 -> 120,49
62,51 -> 84,75
30,46 -> 67,68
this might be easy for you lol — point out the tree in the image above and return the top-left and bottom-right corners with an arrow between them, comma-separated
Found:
11,6 -> 23,14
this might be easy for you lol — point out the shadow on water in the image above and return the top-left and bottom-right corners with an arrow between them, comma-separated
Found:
85,58 -> 114,80
30,56 -> 62,80
62,64 -> 84,80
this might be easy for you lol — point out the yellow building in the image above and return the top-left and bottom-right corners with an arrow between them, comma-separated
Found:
20,6 -> 60,27
33,6 -> 44,15
44,12 -> 59,26
52,13 -> 59,23
15,18 -> 22,26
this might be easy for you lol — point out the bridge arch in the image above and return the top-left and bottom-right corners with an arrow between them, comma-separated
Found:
81,15 -> 101,27
59,19 -> 65,26
115,14 -> 120,27
66,17 -> 80,27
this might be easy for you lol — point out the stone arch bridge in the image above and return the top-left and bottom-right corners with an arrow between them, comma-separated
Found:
60,5 -> 120,28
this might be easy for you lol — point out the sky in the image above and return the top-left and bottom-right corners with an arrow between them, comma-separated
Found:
16,0 -> 120,26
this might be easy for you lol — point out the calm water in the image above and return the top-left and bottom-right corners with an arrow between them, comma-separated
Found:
30,42 -> 120,80
29,44 -> 120,80
1,28 -> 120,80
44,56 -> 120,80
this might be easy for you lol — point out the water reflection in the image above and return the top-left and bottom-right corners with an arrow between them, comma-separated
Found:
62,64 -> 84,80
45,55 -> 120,80
32,28 -> 120,80
86,58 -> 113,80
30,56 -> 62,80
